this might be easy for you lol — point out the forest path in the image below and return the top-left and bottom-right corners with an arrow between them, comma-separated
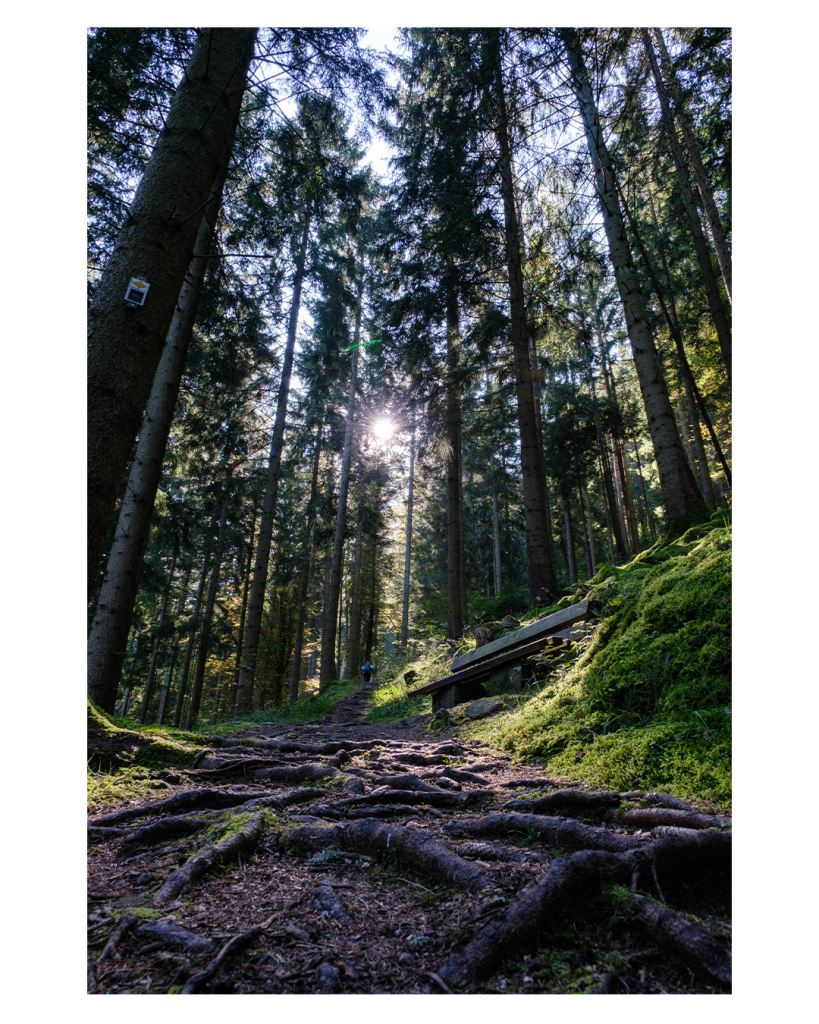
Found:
88,682 -> 731,995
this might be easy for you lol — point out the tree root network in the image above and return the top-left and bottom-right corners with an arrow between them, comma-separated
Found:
88,687 -> 731,995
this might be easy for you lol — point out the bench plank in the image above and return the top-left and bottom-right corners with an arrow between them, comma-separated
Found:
409,636 -> 574,697
449,600 -> 592,673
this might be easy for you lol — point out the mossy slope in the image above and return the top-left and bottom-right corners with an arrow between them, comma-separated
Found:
87,699 -> 206,772
465,514 -> 731,807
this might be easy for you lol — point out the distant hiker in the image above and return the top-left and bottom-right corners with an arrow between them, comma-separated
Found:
362,661 -> 373,683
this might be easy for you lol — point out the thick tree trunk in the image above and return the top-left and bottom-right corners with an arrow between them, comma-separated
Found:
399,408 -> 416,650
87,135 -> 236,713
639,28 -> 731,384
187,489 -> 231,728
88,28 -> 256,598
489,32 -> 557,602
446,284 -> 464,641
290,427 -> 324,702
320,275 -> 364,686
650,28 -> 731,304
562,29 -> 704,525
234,214 -> 311,713
139,542 -> 178,723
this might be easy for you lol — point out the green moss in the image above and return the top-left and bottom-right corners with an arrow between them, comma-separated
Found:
467,512 -> 732,809
109,906 -> 162,922
88,699 -> 207,794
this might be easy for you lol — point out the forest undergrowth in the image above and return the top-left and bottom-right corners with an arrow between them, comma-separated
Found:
87,512 -> 730,995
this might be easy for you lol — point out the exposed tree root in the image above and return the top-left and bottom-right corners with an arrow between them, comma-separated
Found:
506,789 -> 621,813
438,848 -> 645,987
153,813 -> 265,906
289,817 -> 493,892
318,788 -> 470,811
119,815 -> 213,854
454,841 -> 539,864
180,916 -> 275,993
642,792 -> 694,811
88,690 -> 730,995
445,811 -> 647,853
252,765 -> 365,792
625,894 -> 731,986
134,918 -> 215,954
313,803 -> 446,820
91,787 -> 265,826
618,808 -> 731,830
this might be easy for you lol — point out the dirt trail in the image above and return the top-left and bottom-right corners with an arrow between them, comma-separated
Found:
88,680 -> 731,995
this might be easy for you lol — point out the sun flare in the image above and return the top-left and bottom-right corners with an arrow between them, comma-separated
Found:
372,418 -> 394,441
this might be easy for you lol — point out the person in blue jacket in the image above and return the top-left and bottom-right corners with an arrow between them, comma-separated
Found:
361,660 -> 373,683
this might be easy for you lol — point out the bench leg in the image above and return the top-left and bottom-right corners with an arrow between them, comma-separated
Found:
432,679 -> 487,712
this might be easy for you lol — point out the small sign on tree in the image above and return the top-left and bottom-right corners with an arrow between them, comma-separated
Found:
124,278 -> 150,306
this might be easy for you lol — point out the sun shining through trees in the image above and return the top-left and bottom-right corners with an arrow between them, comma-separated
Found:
372,417 -> 395,442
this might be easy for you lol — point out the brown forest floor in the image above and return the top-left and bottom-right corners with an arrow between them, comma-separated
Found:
87,680 -> 731,995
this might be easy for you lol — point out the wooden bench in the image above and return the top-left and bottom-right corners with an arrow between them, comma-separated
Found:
408,600 -> 595,712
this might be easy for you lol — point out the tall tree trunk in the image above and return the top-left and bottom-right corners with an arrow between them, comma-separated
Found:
234,213 -> 312,713
290,427 -> 324,702
581,333 -> 628,559
230,505 -> 257,715
681,370 -> 716,507
87,132 -> 237,712
187,488 -> 231,728
489,31 -> 557,602
582,485 -> 597,573
491,453 -> 503,597
562,497 -> 577,585
156,639 -> 179,726
139,540 -> 178,723
639,28 -> 732,384
618,436 -> 641,551
118,628 -> 142,716
320,273 -> 364,685
562,29 -> 704,526
638,184 -> 733,489
345,471 -> 367,677
632,443 -> 658,540
445,284 -> 464,640
610,434 -> 631,553
399,407 -> 416,650
173,541 -> 213,727
649,28 -> 731,303
88,28 -> 257,597
365,533 -> 379,663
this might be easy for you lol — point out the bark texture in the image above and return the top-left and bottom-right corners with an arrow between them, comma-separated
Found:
88,28 -> 256,598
